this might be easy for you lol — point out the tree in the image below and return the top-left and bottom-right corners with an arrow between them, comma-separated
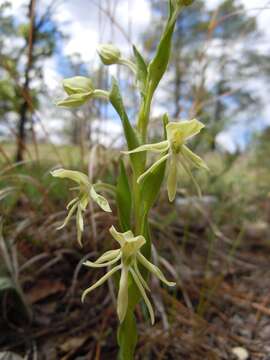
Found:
0,0 -> 63,161
142,0 -> 267,150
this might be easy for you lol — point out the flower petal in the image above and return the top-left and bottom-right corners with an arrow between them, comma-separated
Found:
134,261 -> 150,291
181,145 -> 208,170
90,186 -> 111,212
130,268 -> 155,325
109,226 -> 134,247
122,140 -> 169,154
66,197 -> 79,209
81,264 -> 122,302
166,119 -> 205,144
167,154 -> 178,202
76,206 -> 84,246
51,169 -> 90,187
92,249 -> 121,264
137,154 -> 169,184
57,201 -> 78,230
137,252 -> 176,287
117,266 -> 129,323
83,251 -> 121,268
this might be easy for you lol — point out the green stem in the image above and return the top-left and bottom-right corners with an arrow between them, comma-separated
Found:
117,308 -> 138,360
137,87 -> 153,142
118,58 -> 137,74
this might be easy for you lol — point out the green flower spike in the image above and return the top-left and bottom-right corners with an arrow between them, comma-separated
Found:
124,119 -> 208,202
51,169 -> 111,246
82,226 -> 176,324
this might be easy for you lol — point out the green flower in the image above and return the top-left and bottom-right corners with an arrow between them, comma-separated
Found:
51,169 -> 111,246
82,226 -> 175,324
124,119 -> 208,201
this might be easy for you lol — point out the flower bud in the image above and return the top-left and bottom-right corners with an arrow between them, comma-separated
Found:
63,76 -> 94,95
97,44 -> 121,65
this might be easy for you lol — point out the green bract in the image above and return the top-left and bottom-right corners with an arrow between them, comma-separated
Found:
124,119 -> 208,202
51,169 -> 111,246
97,44 -> 121,65
82,226 -> 175,324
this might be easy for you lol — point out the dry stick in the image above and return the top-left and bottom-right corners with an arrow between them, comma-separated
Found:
0,143 -> 12,165
93,0 -> 132,44
189,8 -> 219,118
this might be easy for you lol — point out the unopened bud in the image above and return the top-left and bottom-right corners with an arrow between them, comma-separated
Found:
97,44 -> 121,65
63,76 -> 94,95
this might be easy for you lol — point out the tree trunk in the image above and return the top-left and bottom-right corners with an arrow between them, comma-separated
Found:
15,0 -> 35,162
16,101 -> 28,162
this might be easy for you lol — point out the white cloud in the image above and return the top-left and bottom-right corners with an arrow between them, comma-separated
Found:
42,58 -> 62,92
216,132 -> 237,153
51,0 -> 151,63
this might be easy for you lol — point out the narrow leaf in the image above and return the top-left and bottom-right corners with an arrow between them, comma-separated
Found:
133,45 -> 148,98
109,78 -> 143,175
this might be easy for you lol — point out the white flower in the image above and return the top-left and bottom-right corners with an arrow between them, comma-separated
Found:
124,119 -> 208,201
51,169 -> 111,246
82,226 -> 176,324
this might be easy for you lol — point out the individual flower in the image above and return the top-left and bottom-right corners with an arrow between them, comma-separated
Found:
82,226 -> 175,324
124,119 -> 208,202
51,169 -> 111,246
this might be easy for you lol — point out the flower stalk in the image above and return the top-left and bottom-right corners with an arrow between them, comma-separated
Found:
52,1 -> 205,359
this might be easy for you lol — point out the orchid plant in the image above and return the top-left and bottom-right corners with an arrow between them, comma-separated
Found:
52,1 -> 207,358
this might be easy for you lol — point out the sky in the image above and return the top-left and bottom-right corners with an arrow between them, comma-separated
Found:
3,0 -> 270,151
